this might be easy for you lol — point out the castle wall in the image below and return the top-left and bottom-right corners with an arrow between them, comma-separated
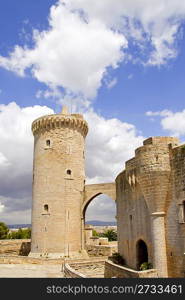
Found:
104,260 -> 158,278
116,137 -> 185,277
0,239 -> 31,256
165,145 -> 185,277
116,171 -> 152,270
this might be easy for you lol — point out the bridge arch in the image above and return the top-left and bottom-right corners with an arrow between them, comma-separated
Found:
81,183 -> 116,249
82,183 -> 116,218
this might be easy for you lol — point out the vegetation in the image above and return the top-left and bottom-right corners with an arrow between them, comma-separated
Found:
0,222 -> 9,239
7,228 -> 31,239
140,262 -> 153,271
92,229 -> 99,237
110,252 -> 125,266
100,229 -> 117,241
0,221 -> 31,240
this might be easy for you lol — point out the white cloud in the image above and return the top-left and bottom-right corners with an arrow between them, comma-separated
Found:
0,208 -> 31,225
85,109 -> 144,183
0,102 -> 54,224
146,109 -> 185,137
128,74 -> 133,80
0,3 -> 126,100
106,77 -> 117,89
36,87 -> 62,100
0,202 -> 5,213
0,1 -> 184,105
64,0 -> 185,66
0,102 -> 144,223
0,152 -> 10,167
85,195 -> 116,222
146,110 -> 171,117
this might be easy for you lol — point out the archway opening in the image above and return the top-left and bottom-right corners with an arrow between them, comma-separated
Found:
136,239 -> 148,270
83,194 -> 116,245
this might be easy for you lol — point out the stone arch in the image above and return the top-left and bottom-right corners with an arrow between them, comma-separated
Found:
82,183 -> 116,217
81,183 -> 116,249
136,239 -> 148,270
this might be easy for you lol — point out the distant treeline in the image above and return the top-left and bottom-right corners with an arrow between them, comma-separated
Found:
93,228 -> 117,241
0,222 -> 31,239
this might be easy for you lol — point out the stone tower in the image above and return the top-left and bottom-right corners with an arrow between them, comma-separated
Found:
29,106 -> 88,258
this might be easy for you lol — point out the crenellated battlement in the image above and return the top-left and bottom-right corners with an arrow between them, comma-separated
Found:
117,136 -> 181,212
143,136 -> 179,146
32,111 -> 88,137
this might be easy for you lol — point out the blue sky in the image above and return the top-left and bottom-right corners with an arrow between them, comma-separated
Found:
0,0 -> 185,138
0,0 -> 185,224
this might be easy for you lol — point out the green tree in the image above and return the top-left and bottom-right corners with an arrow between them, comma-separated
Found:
7,228 -> 31,239
92,229 -> 99,237
100,229 -> 117,241
0,222 -> 9,239
140,262 -> 153,271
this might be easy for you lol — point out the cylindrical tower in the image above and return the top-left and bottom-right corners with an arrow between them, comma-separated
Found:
29,106 -> 88,258
135,136 -> 179,277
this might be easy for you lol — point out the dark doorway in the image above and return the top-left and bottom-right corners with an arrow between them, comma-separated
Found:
136,239 -> 148,270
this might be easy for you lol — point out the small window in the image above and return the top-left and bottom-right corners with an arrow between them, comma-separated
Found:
67,169 -> 71,175
178,201 -> 185,223
46,140 -> 50,147
44,204 -> 48,212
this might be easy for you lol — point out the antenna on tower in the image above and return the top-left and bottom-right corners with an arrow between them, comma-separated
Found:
61,105 -> 68,115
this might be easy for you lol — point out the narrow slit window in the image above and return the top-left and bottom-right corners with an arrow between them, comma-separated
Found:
183,201 -> 185,222
46,140 -> 50,147
44,204 -> 49,212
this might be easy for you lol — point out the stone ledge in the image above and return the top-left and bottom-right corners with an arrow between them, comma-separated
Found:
64,263 -> 87,278
104,260 -> 158,278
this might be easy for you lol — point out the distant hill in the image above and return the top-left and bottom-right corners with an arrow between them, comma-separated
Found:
8,221 -> 117,228
85,220 -> 117,226
7,224 -> 31,229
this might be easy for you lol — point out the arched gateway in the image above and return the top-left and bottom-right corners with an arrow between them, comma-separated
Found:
81,183 -> 116,249
82,183 -> 116,215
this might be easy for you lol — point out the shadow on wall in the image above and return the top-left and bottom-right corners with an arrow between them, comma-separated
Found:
0,239 -> 31,256
19,241 -> 31,256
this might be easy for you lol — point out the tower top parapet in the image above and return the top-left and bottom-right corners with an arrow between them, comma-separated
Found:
143,136 -> 179,146
31,106 -> 88,137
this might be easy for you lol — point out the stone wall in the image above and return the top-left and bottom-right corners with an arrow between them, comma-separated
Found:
116,171 -> 153,270
0,255 -> 64,265
64,263 -> 87,278
165,145 -> 185,277
116,136 -> 185,278
104,260 -> 158,278
0,239 -> 31,256
86,244 -> 117,257
64,259 -> 105,278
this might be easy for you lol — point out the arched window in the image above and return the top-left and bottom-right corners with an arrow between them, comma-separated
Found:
44,204 -> 49,212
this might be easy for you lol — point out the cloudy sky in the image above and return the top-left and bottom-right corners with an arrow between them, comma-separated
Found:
0,0 -> 185,224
